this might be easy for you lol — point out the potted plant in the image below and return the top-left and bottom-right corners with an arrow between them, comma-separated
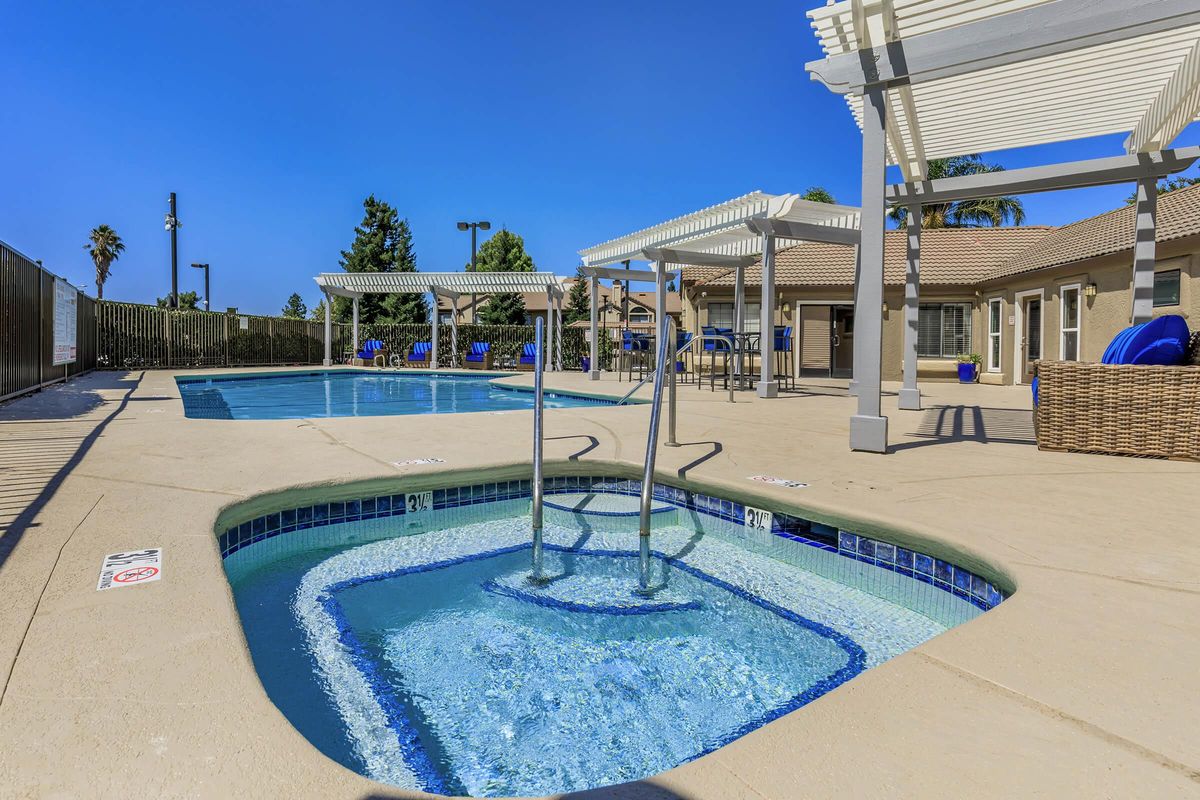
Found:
956,353 -> 982,383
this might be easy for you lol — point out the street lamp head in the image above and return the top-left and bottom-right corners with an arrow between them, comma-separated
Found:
190,262 -> 207,269
478,221 -> 491,231
457,222 -> 470,231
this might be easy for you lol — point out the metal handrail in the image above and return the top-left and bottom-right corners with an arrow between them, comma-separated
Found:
636,317 -> 675,595
530,317 -> 546,584
616,333 -> 735,407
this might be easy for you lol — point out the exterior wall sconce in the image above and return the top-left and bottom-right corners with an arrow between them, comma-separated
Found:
1084,283 -> 1098,297
881,301 -> 889,314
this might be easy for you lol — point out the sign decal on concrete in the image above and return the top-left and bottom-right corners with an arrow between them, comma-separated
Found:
393,458 -> 445,467
744,506 -> 774,531
97,548 -> 162,591
747,475 -> 809,489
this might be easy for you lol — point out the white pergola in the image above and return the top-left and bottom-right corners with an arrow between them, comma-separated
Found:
579,191 -> 862,396
806,0 -> 1200,453
313,272 -> 566,370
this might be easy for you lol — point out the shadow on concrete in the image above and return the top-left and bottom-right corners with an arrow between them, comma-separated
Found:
546,434 -> 600,461
891,405 -> 1035,452
674,441 -> 723,479
0,371 -> 142,421
0,372 -> 143,570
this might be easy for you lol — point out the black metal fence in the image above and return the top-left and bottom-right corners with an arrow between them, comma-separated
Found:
0,241 -> 96,402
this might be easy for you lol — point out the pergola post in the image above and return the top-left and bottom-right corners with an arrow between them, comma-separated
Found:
322,290 -> 333,366
554,292 -> 563,371
757,233 -> 778,398
545,287 -> 555,371
430,288 -> 440,369
733,263 -> 745,381
848,245 -> 862,396
450,295 -> 459,368
1131,176 -> 1158,325
588,276 -> 600,379
850,86 -> 889,453
351,297 -> 360,356
655,263 -> 668,373
898,206 -> 922,411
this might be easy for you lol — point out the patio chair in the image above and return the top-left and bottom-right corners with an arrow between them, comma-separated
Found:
701,326 -> 733,392
676,331 -> 694,383
405,341 -> 432,367
773,326 -> 793,389
464,342 -> 493,370
516,343 -> 538,371
356,339 -> 388,367
621,330 -> 651,382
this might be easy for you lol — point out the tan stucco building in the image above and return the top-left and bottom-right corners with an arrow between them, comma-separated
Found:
680,184 -> 1200,385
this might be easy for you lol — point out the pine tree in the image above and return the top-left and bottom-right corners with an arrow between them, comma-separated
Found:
564,267 -> 590,324
336,195 -> 428,324
281,293 -> 308,319
311,300 -> 326,321
475,228 -> 535,325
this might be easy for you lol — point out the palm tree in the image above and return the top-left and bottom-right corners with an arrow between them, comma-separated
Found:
84,225 -> 125,299
889,155 -> 1025,228
801,186 -> 836,203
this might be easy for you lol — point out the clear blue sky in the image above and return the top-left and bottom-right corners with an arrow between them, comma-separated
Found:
2,1 -> 1197,315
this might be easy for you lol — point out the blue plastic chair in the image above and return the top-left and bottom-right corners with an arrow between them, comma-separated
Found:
621,330 -> 651,381
773,325 -> 793,388
701,326 -> 732,392
464,341 -> 491,368
675,331 -> 694,379
519,343 -> 539,368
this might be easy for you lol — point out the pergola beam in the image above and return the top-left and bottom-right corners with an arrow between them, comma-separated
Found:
886,147 -> 1200,205
745,218 -> 861,245
806,0 -> 1200,95
640,248 -> 755,268
1125,38 -> 1200,153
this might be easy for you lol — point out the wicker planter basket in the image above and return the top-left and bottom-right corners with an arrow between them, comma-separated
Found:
1036,360 -> 1200,461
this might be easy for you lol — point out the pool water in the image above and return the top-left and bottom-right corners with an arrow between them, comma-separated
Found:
225,496 -> 984,797
176,370 -> 615,420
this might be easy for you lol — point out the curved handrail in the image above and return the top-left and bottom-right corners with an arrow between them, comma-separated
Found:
616,333 -> 735,406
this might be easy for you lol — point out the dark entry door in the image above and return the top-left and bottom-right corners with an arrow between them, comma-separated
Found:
832,306 -> 854,378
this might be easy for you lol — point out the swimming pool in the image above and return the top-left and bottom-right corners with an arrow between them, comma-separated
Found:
221,476 -> 1005,797
176,370 -> 618,419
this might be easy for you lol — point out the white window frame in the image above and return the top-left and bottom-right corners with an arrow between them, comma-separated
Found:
987,297 -> 1003,373
628,307 -> 653,325
1012,288 -> 1045,385
1059,283 -> 1081,362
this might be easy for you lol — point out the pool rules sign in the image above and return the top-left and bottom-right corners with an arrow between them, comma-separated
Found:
96,548 -> 162,591
52,277 -> 78,366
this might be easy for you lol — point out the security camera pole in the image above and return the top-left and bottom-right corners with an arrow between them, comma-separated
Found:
457,220 -> 491,321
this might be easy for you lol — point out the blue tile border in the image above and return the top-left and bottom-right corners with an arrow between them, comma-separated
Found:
220,475 -> 1008,611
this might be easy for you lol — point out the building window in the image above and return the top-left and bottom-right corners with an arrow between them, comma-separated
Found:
917,303 -> 972,358
707,302 -> 761,332
1153,269 -> 1181,307
1060,285 -> 1080,361
628,308 -> 652,325
987,298 -> 1002,372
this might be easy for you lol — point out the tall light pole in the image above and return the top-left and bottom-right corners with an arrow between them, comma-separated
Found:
165,192 -> 181,308
457,220 -> 490,321
190,263 -> 210,311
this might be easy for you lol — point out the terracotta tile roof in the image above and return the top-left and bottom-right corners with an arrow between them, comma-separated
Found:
985,182 -> 1200,281
680,266 -> 733,285
699,226 -> 1053,289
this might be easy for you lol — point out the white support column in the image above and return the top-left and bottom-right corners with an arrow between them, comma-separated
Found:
589,276 -> 600,379
850,86 -> 889,453
898,206 -> 922,411
733,263 -> 745,381
555,293 -> 563,371
545,288 -> 555,371
1131,177 -> 1158,325
655,263 -> 668,374
757,233 -> 778,398
351,297 -> 360,356
430,290 -> 440,369
450,295 -> 459,368
322,290 -> 333,366
848,245 -> 862,396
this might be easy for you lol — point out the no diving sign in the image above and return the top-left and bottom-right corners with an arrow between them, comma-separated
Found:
97,548 -> 163,591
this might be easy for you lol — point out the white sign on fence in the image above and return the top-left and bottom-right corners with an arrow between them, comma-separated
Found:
96,548 -> 162,591
52,277 -> 77,366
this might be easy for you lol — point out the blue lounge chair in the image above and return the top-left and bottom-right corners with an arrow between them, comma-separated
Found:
518,343 -> 539,370
464,342 -> 492,369
406,341 -> 432,366
356,339 -> 386,364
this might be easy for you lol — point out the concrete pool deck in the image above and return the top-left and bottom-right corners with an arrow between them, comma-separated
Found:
0,366 -> 1197,798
